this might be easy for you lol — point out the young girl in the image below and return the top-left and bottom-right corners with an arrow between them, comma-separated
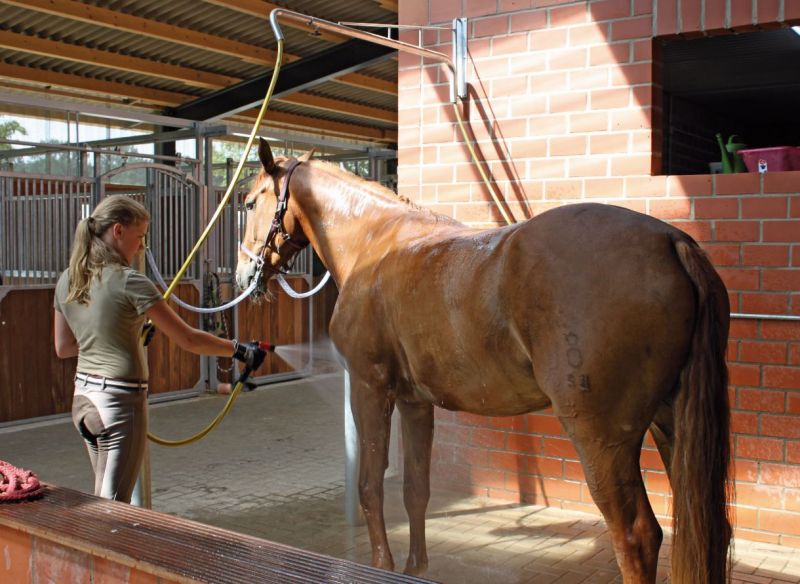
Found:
54,195 -> 265,503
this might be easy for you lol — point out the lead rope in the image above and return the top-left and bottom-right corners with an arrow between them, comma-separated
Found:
146,248 -> 259,314
239,242 -> 331,300
145,39 -> 285,447
0,460 -> 44,502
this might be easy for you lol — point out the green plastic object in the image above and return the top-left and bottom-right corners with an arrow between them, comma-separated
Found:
715,133 -> 748,173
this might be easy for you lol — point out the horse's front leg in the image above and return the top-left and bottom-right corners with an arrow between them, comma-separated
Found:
351,376 -> 396,571
396,399 -> 433,576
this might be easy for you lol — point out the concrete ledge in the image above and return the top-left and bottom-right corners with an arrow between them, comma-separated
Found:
0,485 -> 436,584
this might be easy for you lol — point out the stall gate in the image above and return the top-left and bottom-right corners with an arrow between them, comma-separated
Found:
97,163 -> 205,399
0,172 -> 93,422
0,162 -> 318,424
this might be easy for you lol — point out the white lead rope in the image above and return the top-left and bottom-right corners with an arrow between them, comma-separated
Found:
143,246 -> 331,313
278,269 -> 331,299
238,242 -> 332,300
145,248 -> 258,314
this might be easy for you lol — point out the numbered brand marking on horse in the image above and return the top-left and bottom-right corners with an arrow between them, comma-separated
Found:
565,332 -> 583,368
567,373 -> 592,392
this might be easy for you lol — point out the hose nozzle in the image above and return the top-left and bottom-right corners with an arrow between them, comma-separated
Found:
259,341 -> 276,352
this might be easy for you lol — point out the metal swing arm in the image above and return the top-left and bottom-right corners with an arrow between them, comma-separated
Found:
269,9 -> 468,103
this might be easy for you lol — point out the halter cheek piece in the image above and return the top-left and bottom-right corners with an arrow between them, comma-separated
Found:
257,158 -> 309,276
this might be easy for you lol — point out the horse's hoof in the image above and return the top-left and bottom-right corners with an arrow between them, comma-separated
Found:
372,554 -> 394,572
403,558 -> 428,576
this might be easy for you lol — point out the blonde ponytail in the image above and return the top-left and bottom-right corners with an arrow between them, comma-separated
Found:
65,196 -> 150,304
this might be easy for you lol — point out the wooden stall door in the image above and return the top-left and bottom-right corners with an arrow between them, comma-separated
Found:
237,277 -> 311,377
0,289 -> 75,423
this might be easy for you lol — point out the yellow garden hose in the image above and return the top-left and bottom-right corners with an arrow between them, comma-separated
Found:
146,40 -> 285,447
452,101 -> 515,226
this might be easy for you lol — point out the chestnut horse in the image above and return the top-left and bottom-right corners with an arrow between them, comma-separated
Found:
236,139 -> 732,584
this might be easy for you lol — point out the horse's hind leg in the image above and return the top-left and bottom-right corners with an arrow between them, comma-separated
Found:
561,418 -> 661,583
649,401 -> 675,484
396,399 -> 434,575
351,377 -> 396,571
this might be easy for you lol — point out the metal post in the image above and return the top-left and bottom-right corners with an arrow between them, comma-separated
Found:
132,246 -> 152,509
344,369 -> 362,525
131,445 -> 152,509
453,18 -> 468,102
204,135 -> 218,393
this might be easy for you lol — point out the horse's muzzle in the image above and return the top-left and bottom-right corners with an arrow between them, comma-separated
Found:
235,260 -> 260,292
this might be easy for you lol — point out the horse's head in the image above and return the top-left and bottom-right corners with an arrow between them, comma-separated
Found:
235,138 -> 313,294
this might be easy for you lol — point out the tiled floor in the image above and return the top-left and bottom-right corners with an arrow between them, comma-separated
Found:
3,371 -> 800,583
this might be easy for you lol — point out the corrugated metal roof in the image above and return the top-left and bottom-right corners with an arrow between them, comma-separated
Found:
0,0 -> 399,146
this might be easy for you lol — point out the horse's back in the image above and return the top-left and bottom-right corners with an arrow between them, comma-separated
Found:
333,203 -> 699,418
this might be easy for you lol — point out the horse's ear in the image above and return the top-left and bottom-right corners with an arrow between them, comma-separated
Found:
298,148 -> 316,163
257,138 -> 276,174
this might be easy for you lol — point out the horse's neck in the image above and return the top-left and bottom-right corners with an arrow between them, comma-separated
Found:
294,164 -> 445,286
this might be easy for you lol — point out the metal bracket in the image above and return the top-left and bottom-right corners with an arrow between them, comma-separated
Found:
453,18 -> 468,101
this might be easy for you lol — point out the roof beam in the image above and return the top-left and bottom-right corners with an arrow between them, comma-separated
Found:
170,38 -> 396,121
336,72 -> 397,96
237,109 -> 397,143
0,129 -> 200,159
0,30 -> 395,101
200,1 -> 397,95
1,0 -> 279,65
277,94 -> 395,124
224,122 -> 383,153
0,63 -> 189,107
0,90 -> 199,128
373,0 -> 399,12
0,30 -> 238,90
1,0 -> 396,97
202,0 -> 349,43
0,35 -> 396,121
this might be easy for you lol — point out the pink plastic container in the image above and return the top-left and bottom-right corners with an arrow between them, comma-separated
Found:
791,147 -> 800,171
739,146 -> 799,173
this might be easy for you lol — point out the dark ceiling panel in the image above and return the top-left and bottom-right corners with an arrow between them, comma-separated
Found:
170,37 -> 397,121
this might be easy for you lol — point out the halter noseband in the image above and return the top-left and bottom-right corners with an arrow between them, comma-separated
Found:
257,158 -> 308,275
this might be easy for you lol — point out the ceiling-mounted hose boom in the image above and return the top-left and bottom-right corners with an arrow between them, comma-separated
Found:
269,8 -> 463,102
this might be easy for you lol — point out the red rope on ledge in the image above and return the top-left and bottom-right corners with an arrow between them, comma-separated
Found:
0,460 -> 44,502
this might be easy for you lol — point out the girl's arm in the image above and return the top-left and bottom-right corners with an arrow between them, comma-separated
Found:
145,299 -> 235,357
54,310 -> 79,358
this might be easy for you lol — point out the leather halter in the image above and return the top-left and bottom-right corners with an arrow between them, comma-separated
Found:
258,158 -> 308,275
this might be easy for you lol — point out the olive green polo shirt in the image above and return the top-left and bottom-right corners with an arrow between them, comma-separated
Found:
54,266 -> 163,380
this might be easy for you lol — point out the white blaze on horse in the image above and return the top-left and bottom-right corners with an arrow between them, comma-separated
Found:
236,139 -> 732,584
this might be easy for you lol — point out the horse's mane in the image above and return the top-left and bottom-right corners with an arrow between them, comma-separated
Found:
312,160 -> 417,206
309,160 -> 460,225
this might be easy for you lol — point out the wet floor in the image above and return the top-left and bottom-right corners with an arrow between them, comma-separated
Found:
3,371 -> 800,583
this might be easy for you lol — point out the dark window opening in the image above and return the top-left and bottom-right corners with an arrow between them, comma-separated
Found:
659,28 -> 800,175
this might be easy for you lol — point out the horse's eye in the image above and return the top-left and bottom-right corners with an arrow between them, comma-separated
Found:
245,200 -> 255,211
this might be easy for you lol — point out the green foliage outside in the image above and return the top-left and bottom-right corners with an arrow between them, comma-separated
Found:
210,139 -> 300,188
0,119 -> 27,150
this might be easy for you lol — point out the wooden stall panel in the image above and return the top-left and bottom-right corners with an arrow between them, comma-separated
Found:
0,282 -> 202,423
0,289 -> 75,423
237,277 -> 312,376
145,282 -> 201,395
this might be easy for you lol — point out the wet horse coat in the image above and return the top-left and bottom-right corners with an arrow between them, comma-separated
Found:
236,140 -> 732,584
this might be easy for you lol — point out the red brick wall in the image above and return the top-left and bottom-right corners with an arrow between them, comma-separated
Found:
0,525 -> 176,584
398,0 -> 800,545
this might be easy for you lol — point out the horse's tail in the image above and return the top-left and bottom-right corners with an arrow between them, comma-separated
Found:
671,237 -> 732,584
